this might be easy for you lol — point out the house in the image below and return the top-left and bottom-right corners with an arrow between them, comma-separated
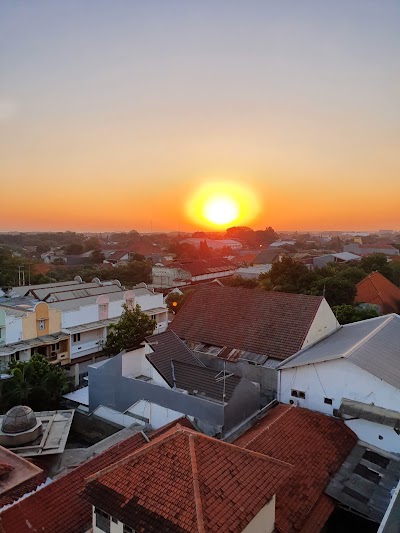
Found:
343,243 -> 399,256
0,297 -> 68,370
169,285 -> 339,399
277,314 -> 400,453
104,250 -> 129,264
82,425 -> 291,533
0,418 -> 194,533
152,259 -> 236,288
253,249 -> 286,265
86,330 -> 260,436
235,265 -> 272,279
1,279 -> 168,385
354,271 -> 400,314
312,252 -> 361,269
180,238 -> 243,250
233,403 -> 357,532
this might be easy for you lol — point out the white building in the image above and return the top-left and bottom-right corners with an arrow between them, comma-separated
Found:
278,314 -> 400,453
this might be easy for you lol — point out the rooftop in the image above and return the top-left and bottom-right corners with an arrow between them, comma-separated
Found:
355,271 -> 400,314
278,314 -> 400,390
234,404 -> 357,533
82,426 -> 292,533
170,285 -> 325,360
0,419 -> 193,533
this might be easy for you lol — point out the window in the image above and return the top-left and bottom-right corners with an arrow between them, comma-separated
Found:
51,342 -> 60,351
324,397 -> 333,405
11,352 -> 20,362
126,298 -> 133,310
38,319 -> 45,331
291,389 -> 305,399
124,525 -> 137,533
73,333 -> 81,343
94,508 -> 110,533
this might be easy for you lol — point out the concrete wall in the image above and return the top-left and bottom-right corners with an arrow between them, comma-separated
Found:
89,353 -> 225,430
302,299 -> 339,348
279,358 -> 400,452
22,302 -> 61,340
89,351 -> 260,435
242,496 -> 275,533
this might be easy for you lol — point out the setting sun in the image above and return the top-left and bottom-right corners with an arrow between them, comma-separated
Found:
202,195 -> 239,225
186,181 -> 260,229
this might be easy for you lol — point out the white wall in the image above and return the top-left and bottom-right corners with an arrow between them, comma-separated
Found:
302,299 -> 339,348
242,496 -> 275,533
121,346 -> 169,387
5,315 -> 23,344
279,358 -> 400,452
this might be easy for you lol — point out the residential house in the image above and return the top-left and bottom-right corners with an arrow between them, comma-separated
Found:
82,426 -> 290,533
152,258 -> 236,289
343,243 -> 399,256
235,265 -> 272,279
103,250 -> 129,264
354,271 -> 400,314
312,251 -> 361,269
180,238 -> 242,250
277,314 -> 400,453
253,249 -> 286,265
233,404 -> 357,532
169,285 -> 339,400
0,297 -> 68,370
86,330 -> 260,435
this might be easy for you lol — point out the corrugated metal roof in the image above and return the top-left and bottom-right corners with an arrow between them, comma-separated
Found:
173,359 -> 241,403
279,314 -> 400,390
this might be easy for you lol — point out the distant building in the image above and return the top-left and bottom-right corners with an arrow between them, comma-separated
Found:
180,238 -> 242,250
354,271 -> 400,314
343,243 -> 399,256
312,251 -> 361,269
152,259 -> 236,288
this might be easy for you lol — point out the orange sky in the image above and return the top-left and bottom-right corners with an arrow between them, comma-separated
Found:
1,2 -> 399,233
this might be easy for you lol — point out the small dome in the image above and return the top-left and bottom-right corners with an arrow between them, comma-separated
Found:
2,406 -> 38,434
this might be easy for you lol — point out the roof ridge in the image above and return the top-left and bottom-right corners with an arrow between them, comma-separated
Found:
239,405 -> 294,450
342,314 -> 394,359
189,435 -> 205,533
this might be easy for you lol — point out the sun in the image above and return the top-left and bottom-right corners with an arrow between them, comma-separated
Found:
186,181 -> 260,228
202,195 -> 239,225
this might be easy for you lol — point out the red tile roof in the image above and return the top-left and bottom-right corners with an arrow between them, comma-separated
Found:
126,241 -> 162,256
82,426 -> 292,533
354,271 -> 400,314
0,463 -> 13,478
0,418 -> 193,533
170,285 -> 324,360
234,405 -> 357,533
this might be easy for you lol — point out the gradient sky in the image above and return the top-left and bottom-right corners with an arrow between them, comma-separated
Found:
1,1 -> 399,232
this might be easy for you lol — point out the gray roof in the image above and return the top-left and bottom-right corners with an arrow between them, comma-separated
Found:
326,443 -> 400,523
172,360 -> 241,403
278,314 -> 400,390
253,249 -> 281,265
146,330 -> 202,386
12,280 -> 79,297
0,296 -> 40,316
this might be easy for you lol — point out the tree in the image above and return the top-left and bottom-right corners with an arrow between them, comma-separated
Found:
310,276 -> 356,306
102,304 -> 156,356
359,254 -> 391,277
90,249 -> 105,263
225,275 -> 259,288
1,354 -> 71,412
64,242 -> 84,255
332,304 -> 379,324
165,289 -> 194,314
269,257 -> 311,293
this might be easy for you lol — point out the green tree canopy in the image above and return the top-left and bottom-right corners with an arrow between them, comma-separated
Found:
102,304 -> 156,356
165,289 -> 194,314
332,304 -> 379,325
1,354 -> 71,412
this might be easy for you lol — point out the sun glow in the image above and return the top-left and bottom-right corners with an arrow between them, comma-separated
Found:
186,181 -> 260,228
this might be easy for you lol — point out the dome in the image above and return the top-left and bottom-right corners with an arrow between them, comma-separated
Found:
2,405 -> 38,434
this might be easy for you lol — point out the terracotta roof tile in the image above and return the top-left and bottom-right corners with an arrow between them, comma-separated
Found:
82,426 -> 292,533
0,418 -> 193,533
354,271 -> 400,314
170,285 -> 324,360
234,405 -> 357,533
